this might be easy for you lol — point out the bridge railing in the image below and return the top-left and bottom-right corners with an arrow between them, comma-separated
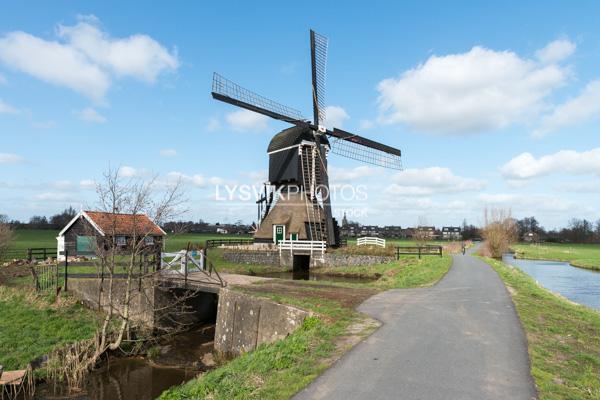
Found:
357,237 -> 386,248
278,240 -> 326,256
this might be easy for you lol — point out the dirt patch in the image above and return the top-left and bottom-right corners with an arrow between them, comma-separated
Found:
0,261 -> 31,285
239,281 -> 378,310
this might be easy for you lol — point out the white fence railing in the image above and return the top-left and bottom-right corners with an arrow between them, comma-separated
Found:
160,250 -> 205,274
357,237 -> 386,248
278,240 -> 326,256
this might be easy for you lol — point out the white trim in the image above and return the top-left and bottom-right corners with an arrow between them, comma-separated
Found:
267,140 -> 316,155
57,211 -> 105,237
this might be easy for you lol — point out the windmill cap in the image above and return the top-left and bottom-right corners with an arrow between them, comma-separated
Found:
267,125 -> 330,153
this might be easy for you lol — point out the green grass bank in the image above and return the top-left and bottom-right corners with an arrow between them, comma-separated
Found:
483,257 -> 600,400
512,243 -> 600,271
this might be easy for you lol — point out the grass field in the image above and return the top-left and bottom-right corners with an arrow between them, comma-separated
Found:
512,243 -> 600,271
0,286 -> 100,370
483,257 -> 600,400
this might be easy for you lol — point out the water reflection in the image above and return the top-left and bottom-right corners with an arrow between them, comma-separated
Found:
502,254 -> 600,310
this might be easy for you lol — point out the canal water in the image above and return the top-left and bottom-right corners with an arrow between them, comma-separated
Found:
36,325 -> 214,400
502,254 -> 600,311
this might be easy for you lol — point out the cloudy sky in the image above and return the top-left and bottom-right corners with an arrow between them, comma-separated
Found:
1,1 -> 599,229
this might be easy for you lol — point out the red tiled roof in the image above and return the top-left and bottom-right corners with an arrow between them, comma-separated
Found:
84,211 -> 165,236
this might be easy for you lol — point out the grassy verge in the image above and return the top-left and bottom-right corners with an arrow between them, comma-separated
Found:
0,286 -> 100,370
482,257 -> 600,400
512,243 -> 600,271
159,255 -> 452,399
313,255 -> 452,289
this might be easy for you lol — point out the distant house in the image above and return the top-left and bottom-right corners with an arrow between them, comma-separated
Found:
56,210 -> 166,260
416,226 -> 437,239
442,226 -> 462,240
216,227 -> 229,234
522,231 -> 539,243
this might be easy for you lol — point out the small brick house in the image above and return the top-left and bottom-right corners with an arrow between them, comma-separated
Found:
56,210 -> 166,260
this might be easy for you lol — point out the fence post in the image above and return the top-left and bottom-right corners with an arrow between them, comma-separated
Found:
418,247 -> 421,259
27,248 -> 32,262
440,246 -> 443,257
396,247 -> 399,260
64,249 -> 68,291
43,248 -> 47,260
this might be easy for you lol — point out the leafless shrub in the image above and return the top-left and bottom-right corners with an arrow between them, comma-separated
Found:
0,215 -> 14,260
482,208 -> 518,258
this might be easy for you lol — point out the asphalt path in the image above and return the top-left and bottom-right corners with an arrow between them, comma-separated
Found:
294,249 -> 537,400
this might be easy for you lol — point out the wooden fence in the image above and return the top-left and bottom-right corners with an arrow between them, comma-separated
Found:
205,238 -> 254,248
395,245 -> 443,259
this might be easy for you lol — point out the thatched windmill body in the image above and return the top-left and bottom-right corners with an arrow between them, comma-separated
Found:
212,30 -> 402,247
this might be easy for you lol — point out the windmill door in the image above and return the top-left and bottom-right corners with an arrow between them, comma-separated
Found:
273,225 -> 285,244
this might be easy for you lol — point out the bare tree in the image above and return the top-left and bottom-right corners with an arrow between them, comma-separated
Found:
413,216 -> 430,247
0,214 -> 14,260
482,208 -> 518,258
50,167 -> 188,387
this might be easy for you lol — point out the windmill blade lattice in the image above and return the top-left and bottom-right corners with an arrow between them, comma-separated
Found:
329,136 -> 403,170
212,73 -> 308,125
310,30 -> 329,127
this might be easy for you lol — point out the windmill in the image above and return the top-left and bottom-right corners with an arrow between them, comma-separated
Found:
211,30 -> 402,247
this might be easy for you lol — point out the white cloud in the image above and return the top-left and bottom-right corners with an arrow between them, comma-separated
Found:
477,193 -> 578,213
226,109 -> 269,132
34,192 -> 71,201
32,120 -> 57,129
160,149 -> 177,157
534,80 -> 600,137
75,107 -> 106,123
329,166 -> 379,182
57,16 -> 179,82
51,180 -> 73,190
535,39 -> 576,64
386,167 -> 486,195
0,99 -> 20,114
359,119 -> 375,130
324,105 -> 350,129
500,148 -> 600,180
79,179 -> 96,189
0,153 -> 24,164
0,16 -> 178,102
554,180 -> 600,193
118,165 -> 149,178
377,44 -> 568,134
206,117 -> 221,132
166,171 -> 205,187
0,31 -> 110,101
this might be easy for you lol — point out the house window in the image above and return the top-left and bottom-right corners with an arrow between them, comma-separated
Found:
144,236 -> 154,245
116,236 -> 127,246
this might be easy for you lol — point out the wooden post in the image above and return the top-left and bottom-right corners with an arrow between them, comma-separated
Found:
440,246 -> 443,257
43,248 -> 47,260
418,247 -> 421,259
27,248 -> 32,262
64,250 -> 68,291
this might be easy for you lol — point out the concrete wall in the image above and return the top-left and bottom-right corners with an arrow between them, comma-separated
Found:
68,277 -> 218,330
214,289 -> 310,358
222,250 -> 280,266
224,249 -> 394,268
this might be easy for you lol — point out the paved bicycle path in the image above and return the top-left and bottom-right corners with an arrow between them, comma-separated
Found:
294,250 -> 537,400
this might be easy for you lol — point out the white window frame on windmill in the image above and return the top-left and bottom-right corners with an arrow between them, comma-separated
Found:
290,232 -> 298,240
273,224 -> 286,244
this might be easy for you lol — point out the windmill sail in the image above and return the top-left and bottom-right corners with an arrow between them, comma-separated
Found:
310,30 -> 328,129
327,128 -> 402,170
212,73 -> 308,125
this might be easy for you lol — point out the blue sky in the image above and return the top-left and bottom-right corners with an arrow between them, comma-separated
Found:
1,1 -> 599,228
